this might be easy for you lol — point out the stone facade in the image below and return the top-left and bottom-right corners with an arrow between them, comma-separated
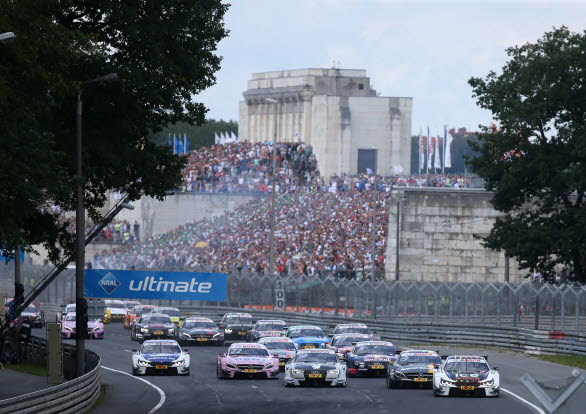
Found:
238,68 -> 412,178
385,188 -> 525,283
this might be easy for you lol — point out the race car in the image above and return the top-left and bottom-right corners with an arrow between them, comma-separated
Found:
286,325 -> 329,350
179,317 -> 224,346
124,304 -> 157,329
61,313 -> 104,339
216,343 -> 279,379
347,341 -> 398,377
132,339 -> 190,376
258,337 -> 297,370
103,300 -> 127,323
433,355 -> 500,397
20,305 -> 45,328
387,349 -> 440,387
124,300 -> 141,309
219,312 -> 254,341
131,313 -> 176,342
329,323 -> 376,339
152,306 -> 184,325
284,349 -> 347,387
59,303 -> 76,321
326,333 -> 371,359
248,319 -> 288,342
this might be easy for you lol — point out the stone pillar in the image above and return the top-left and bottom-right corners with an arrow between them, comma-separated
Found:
301,92 -> 313,145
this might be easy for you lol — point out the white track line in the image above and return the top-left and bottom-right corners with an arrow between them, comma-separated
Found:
501,388 -> 546,414
102,366 -> 166,414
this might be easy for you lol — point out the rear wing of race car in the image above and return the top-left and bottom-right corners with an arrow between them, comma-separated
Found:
439,354 -> 488,361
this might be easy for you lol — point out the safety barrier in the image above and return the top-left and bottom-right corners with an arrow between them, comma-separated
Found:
0,339 -> 101,414
178,305 -> 586,356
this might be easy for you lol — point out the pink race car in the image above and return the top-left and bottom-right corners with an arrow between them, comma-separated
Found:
61,313 -> 104,339
217,343 -> 279,379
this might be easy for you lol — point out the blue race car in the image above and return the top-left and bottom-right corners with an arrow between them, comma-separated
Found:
131,339 -> 190,376
346,341 -> 398,377
286,325 -> 330,349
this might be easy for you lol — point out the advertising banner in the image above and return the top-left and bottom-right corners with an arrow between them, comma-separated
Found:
84,269 -> 227,301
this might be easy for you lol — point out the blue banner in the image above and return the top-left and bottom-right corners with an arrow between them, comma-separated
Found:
84,269 -> 226,301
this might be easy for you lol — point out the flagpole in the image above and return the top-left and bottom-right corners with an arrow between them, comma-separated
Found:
426,126 -> 429,174
442,125 -> 446,174
418,128 -> 422,175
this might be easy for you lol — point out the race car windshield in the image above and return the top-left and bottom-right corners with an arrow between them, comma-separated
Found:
337,327 -> 370,334
295,353 -> 337,364
264,342 -> 296,350
225,315 -> 252,324
24,307 -> 38,313
142,344 -> 181,354
159,310 -> 182,317
229,347 -> 270,357
398,354 -> 440,365
106,302 -> 126,310
142,317 -> 171,324
333,336 -> 368,346
288,329 -> 324,338
355,345 -> 396,356
256,323 -> 285,331
444,361 -> 489,372
65,315 -> 76,321
134,307 -> 153,316
183,321 -> 217,329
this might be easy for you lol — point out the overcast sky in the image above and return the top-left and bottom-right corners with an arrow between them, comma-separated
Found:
196,0 -> 586,135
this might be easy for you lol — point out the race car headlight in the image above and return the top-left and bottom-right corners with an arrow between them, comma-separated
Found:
172,360 -> 185,367
328,370 -> 340,375
354,361 -> 364,367
264,363 -> 274,369
224,328 -> 233,333
141,328 -> 149,333
395,371 -> 406,377
291,369 -> 303,375
481,379 -> 495,387
440,379 -> 455,386
182,333 -> 191,338
213,333 -> 222,338
92,326 -> 100,331
64,326 -> 73,331
226,362 -> 237,369
137,360 -> 150,367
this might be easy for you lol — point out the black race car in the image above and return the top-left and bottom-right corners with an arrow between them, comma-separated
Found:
219,312 -> 253,341
179,317 -> 224,346
20,305 -> 45,328
247,319 -> 287,342
387,350 -> 441,388
131,313 -> 176,342
347,341 -> 398,377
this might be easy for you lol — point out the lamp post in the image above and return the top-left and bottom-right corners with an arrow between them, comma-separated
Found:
265,98 -> 278,276
75,73 -> 118,377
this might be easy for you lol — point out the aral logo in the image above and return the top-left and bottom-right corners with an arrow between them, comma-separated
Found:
98,272 -> 121,295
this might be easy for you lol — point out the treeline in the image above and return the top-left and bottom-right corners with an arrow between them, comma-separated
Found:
148,119 -> 238,150
410,129 -> 480,174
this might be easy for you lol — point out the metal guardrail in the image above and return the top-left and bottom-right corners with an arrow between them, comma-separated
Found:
177,306 -> 586,356
0,338 -> 101,414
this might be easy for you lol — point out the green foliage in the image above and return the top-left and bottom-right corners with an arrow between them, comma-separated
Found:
0,0 -> 229,263
6,362 -> 49,377
468,27 -> 586,282
148,119 -> 238,149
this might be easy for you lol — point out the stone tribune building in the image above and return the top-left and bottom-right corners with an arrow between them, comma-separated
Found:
238,68 -> 413,178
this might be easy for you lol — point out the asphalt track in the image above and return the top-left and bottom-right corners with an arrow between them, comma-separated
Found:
53,323 -> 586,414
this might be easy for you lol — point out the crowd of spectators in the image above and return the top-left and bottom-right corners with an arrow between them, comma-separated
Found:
65,219 -> 140,244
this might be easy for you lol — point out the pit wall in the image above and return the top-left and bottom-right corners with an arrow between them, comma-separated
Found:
385,188 -> 525,283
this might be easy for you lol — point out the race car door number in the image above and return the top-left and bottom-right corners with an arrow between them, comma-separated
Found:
460,386 -> 475,390
196,338 -> 208,341
370,365 -> 385,369
243,369 -> 258,373
308,373 -> 322,378
155,365 -> 168,370
413,377 -> 428,382
154,331 -> 164,335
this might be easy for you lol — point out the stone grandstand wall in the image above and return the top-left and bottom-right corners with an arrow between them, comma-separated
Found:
386,187 -> 525,283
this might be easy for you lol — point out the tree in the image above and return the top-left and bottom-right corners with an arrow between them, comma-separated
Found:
0,0 -> 229,263
148,119 -> 239,149
468,27 -> 586,283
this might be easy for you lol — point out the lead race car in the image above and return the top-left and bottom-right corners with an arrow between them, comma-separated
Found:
284,349 -> 347,387
258,337 -> 297,370
346,341 -> 398,377
132,339 -> 190,376
433,355 -> 500,397
387,349 -> 440,387
217,343 -> 280,379
286,325 -> 329,350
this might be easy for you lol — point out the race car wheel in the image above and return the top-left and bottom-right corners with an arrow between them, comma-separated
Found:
284,381 -> 293,387
387,377 -> 397,389
433,388 -> 441,397
217,365 -> 225,379
490,391 -> 500,398
337,382 -> 347,388
132,369 -> 140,376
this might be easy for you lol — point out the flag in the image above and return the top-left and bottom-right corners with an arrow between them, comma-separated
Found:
444,128 -> 453,168
184,134 -> 189,153
214,133 -> 219,145
231,131 -> 238,142
173,134 -> 178,155
418,129 -> 424,174
168,133 -> 171,148
426,126 -> 431,173
434,132 -> 441,169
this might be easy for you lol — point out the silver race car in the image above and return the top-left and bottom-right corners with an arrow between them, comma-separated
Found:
433,355 -> 499,397
284,349 -> 346,387
132,339 -> 190,376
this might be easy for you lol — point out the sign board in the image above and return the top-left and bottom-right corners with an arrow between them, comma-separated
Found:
84,269 -> 227,301
274,279 -> 285,310
47,323 -> 62,384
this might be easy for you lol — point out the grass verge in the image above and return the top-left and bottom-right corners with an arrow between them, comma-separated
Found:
5,362 -> 49,376
532,354 -> 586,370
89,386 -> 106,411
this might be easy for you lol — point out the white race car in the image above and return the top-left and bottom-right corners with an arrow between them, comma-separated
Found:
284,349 -> 346,387
258,337 -> 297,370
132,339 -> 190,376
433,355 -> 499,397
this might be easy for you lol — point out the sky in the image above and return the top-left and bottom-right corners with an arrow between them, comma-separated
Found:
196,0 -> 586,135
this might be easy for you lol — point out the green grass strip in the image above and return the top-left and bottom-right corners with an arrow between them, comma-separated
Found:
533,354 -> 586,370
5,361 -> 49,376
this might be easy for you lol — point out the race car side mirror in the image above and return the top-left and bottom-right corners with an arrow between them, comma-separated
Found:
132,349 -> 138,353
218,353 -> 225,357
493,366 -> 499,371
328,334 -> 334,338
434,364 -> 440,369
184,350 -> 189,354
273,354 -> 279,358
